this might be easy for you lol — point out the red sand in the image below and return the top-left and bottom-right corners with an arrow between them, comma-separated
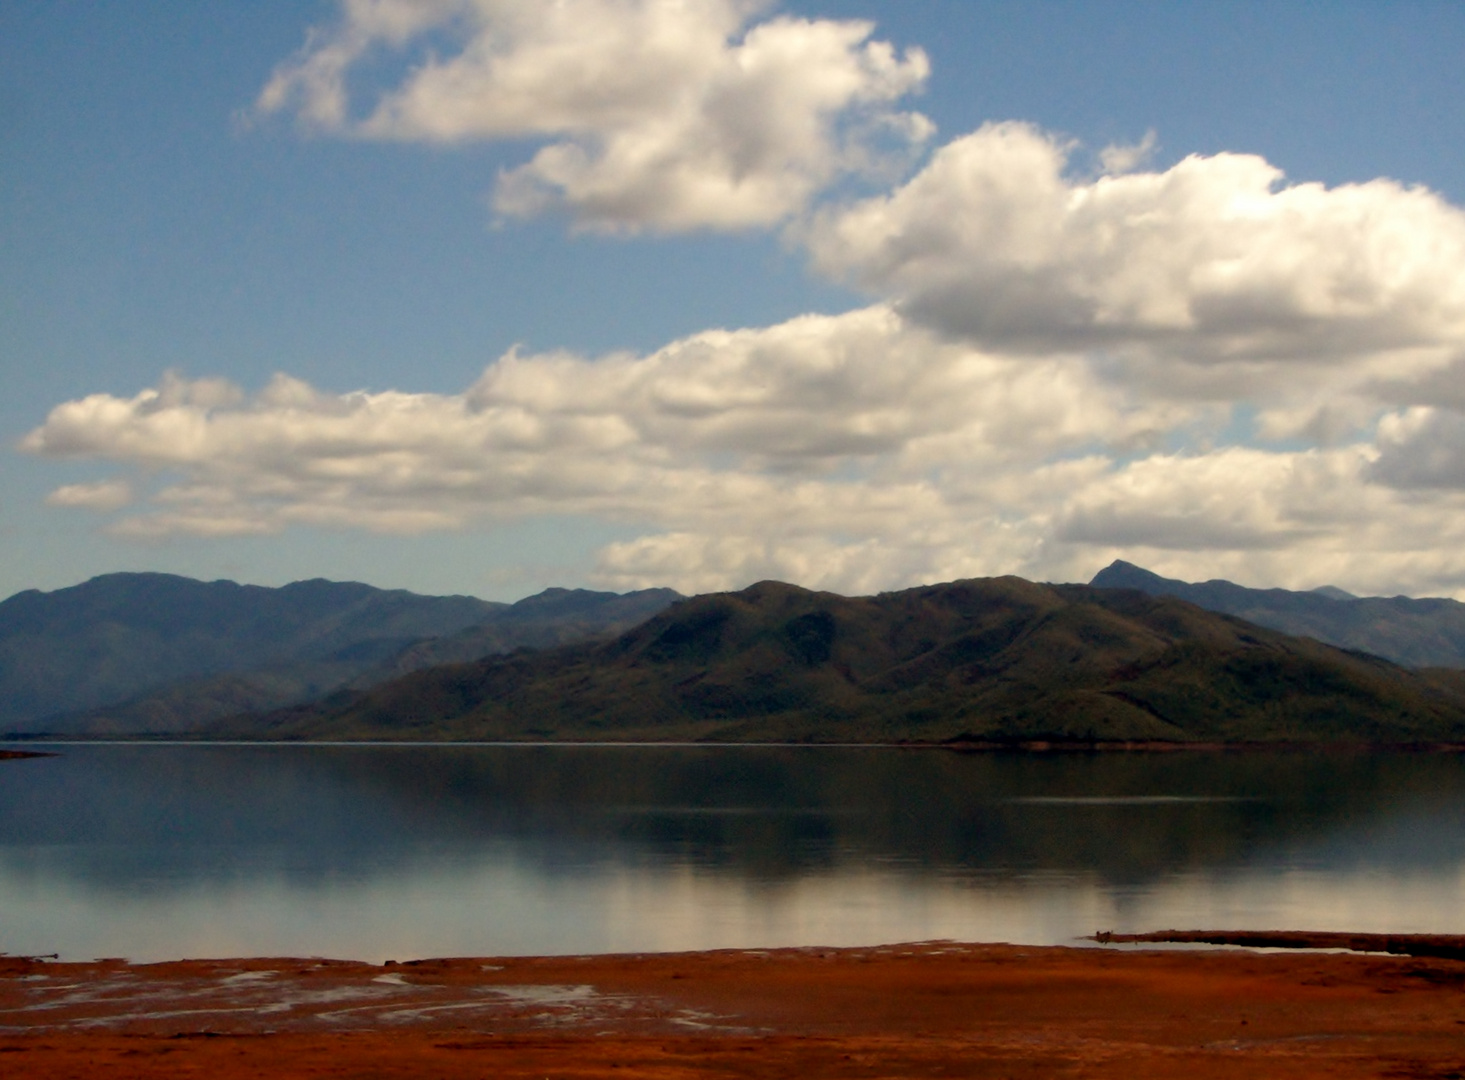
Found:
3,941 -> 1464,1077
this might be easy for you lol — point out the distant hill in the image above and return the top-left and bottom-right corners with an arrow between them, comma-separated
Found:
1091,561 -> 1465,668
363,587 -> 683,680
0,574 -> 678,734
217,577 -> 1465,745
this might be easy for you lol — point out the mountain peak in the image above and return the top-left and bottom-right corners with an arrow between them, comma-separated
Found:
1089,560 -> 1174,590
1086,561 -> 1465,668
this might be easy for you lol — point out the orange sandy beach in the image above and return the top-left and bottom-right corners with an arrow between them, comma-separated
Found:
3,940 -> 1463,1078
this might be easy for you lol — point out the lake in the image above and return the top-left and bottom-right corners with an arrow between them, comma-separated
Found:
2,743 -> 1464,962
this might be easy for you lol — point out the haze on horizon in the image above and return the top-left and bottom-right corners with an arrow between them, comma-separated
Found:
7,1 -> 1465,604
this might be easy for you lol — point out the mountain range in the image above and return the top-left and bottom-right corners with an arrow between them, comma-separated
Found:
0,573 -> 677,734
217,576 -> 1465,746
1090,561 -> 1465,668
12,564 -> 1465,745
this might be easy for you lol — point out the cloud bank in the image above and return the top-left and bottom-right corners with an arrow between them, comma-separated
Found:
22,311 -> 1162,583
27,2 -> 1465,598
25,299 -> 1465,597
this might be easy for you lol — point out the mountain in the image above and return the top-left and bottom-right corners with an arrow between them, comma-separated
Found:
1090,560 -> 1465,668
362,587 -> 683,680
0,574 -> 678,734
215,576 -> 1465,745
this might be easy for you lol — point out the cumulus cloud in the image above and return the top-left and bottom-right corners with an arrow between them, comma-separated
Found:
44,479 -> 134,512
1371,407 -> 1465,490
31,298 -> 1465,597
1098,129 -> 1157,176
594,530 -> 1023,597
1047,441 -> 1465,599
36,13 -> 1465,599
589,434 -> 1465,598
1057,447 -> 1376,551
255,0 -> 931,231
22,307 -> 1182,591
807,122 -> 1465,384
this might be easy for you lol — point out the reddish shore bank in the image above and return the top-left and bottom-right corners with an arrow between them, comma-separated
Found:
1098,929 -> 1465,962
3,941 -> 1464,1077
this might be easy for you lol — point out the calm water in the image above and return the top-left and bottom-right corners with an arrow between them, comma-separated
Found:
2,743 -> 1464,962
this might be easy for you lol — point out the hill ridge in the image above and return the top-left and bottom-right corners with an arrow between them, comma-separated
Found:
217,575 -> 1465,745
1090,560 -> 1465,668
0,574 -> 679,733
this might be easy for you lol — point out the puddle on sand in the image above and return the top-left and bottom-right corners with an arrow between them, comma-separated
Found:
0,965 -> 702,1035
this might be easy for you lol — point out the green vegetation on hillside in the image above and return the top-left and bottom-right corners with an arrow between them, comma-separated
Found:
221,577 -> 1465,745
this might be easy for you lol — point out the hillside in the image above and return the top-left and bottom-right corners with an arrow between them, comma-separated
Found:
0,574 -> 677,734
219,577 -> 1465,745
361,587 -> 682,680
1091,561 -> 1465,668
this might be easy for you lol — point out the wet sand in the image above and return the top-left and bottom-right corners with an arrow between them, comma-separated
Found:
3,941 -> 1464,1077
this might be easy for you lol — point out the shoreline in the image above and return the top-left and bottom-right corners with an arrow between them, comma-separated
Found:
4,939 -> 1464,1078
9,736 -> 1465,752
1095,928 -> 1465,961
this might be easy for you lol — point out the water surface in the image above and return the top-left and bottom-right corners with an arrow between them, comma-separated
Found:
2,743 -> 1463,961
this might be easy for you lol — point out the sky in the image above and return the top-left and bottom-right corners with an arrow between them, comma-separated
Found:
6,0 -> 1465,603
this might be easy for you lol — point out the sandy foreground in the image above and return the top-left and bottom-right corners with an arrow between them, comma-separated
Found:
2,941 -> 1464,1078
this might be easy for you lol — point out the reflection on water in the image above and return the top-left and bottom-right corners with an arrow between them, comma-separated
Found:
1,744 -> 1463,961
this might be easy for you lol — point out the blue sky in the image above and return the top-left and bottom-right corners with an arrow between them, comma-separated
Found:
6,1 -> 1465,601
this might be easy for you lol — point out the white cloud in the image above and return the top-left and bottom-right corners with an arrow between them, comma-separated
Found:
256,0 -> 931,231
807,122 -> 1465,387
44,479 -> 134,512
1045,442 -> 1465,598
1098,129 -> 1157,176
593,530 -> 1021,597
1371,406 -> 1465,490
41,18 -> 1465,600
20,308 -> 1177,592
1056,446 -> 1376,551
30,301 -> 1465,597
590,434 -> 1465,598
